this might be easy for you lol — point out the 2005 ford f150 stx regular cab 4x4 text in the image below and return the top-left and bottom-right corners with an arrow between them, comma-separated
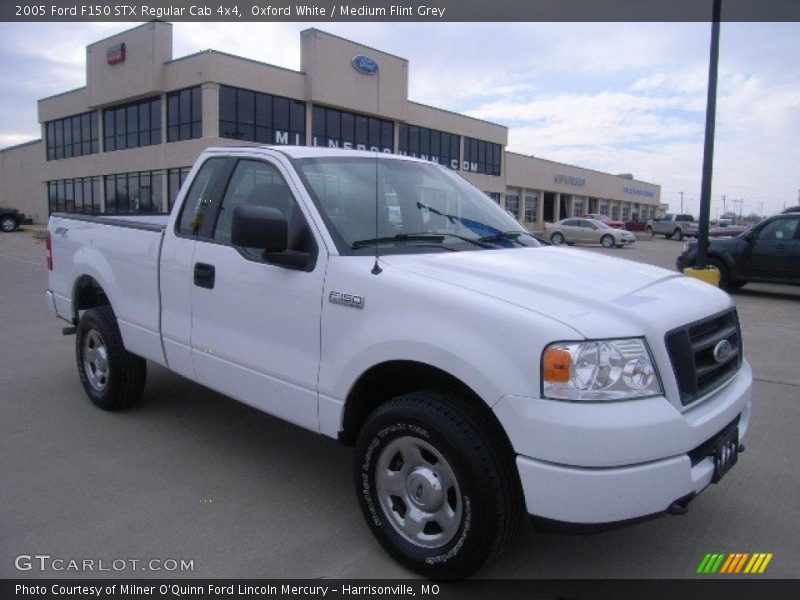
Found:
46,147 -> 752,579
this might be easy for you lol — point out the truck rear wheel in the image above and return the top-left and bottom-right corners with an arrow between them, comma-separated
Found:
673,228 -> 683,241
75,306 -> 146,410
354,391 -> 522,580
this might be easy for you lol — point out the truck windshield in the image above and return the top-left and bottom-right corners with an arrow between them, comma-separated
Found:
294,156 -> 540,255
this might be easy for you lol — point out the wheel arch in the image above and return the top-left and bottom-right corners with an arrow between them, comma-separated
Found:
339,360 -> 515,460
72,274 -> 111,324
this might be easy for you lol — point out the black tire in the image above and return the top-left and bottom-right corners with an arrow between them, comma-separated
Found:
75,305 -> 146,410
1,215 -> 17,233
601,234 -> 615,248
708,257 -> 745,291
673,228 -> 683,241
550,232 -> 564,245
646,226 -> 654,237
354,391 -> 523,580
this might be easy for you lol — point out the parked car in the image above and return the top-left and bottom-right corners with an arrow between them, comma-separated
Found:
676,212 -> 800,289
585,213 -> 626,229
646,214 -> 698,240
46,147 -> 751,579
545,218 -> 636,248
0,206 -> 24,232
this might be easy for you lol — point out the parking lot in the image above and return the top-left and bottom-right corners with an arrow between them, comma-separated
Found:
1,230 -> 798,579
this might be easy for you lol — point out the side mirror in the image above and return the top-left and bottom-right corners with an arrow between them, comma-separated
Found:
231,205 -> 287,252
230,205 -> 311,271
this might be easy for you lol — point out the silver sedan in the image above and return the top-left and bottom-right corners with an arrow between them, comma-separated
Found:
544,218 -> 636,248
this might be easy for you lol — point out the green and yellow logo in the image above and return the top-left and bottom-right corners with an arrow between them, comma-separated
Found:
697,552 -> 773,574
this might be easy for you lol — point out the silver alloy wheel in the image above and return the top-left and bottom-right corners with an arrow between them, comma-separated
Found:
83,329 -> 109,391
1,216 -> 15,232
376,436 -> 463,549
551,232 -> 564,245
601,234 -> 614,248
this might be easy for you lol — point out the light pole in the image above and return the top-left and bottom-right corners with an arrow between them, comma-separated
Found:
694,0 -> 722,271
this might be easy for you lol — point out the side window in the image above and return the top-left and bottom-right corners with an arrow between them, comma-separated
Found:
177,157 -> 226,236
756,218 -> 799,241
214,159 -> 297,254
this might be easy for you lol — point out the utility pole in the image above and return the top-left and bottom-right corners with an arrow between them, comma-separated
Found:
679,191 -> 684,213
694,0 -> 721,270
722,194 -> 726,214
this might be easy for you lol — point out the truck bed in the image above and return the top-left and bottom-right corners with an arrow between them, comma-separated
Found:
48,212 -> 169,367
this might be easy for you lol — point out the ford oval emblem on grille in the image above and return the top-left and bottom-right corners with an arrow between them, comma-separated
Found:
352,55 -> 379,75
713,339 -> 733,364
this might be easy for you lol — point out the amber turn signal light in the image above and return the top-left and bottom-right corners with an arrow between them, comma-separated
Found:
543,347 -> 571,383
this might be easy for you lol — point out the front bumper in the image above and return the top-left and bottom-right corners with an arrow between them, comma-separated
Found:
494,361 -> 752,523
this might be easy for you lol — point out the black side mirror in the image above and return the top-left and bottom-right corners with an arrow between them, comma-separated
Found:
232,205 -> 287,252
231,205 -> 311,271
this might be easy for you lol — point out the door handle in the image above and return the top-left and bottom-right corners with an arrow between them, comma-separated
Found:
193,262 -> 215,289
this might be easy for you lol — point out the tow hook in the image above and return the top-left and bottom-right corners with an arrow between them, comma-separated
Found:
668,495 -> 694,515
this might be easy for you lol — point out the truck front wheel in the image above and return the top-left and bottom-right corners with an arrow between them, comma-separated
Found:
673,228 -> 683,241
354,391 -> 522,580
75,306 -> 146,410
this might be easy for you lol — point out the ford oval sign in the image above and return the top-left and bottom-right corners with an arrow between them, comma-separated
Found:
352,55 -> 379,75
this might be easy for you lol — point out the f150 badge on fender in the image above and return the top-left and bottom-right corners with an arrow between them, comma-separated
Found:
329,291 -> 364,309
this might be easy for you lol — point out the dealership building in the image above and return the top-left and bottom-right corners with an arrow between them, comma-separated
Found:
0,22 -> 662,227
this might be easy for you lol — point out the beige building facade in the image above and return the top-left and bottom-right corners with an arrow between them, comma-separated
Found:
0,22 -> 661,227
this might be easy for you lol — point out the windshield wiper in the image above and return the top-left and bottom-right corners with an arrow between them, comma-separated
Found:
351,233 -> 445,249
477,230 -> 528,245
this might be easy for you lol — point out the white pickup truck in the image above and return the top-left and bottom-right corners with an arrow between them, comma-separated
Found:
46,146 -> 752,579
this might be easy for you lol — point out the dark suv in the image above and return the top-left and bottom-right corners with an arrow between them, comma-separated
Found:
0,206 -> 24,232
677,213 -> 800,290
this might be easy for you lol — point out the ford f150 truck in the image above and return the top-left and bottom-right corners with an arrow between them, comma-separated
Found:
646,213 -> 699,240
46,147 -> 752,579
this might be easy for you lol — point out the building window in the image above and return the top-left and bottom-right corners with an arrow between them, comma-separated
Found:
104,171 -> 164,213
103,97 -> 162,152
622,204 -> 630,220
312,105 -> 393,153
573,197 -> 585,217
463,137 -> 502,176
485,192 -> 501,203
218,85 -> 306,146
46,112 -> 98,161
167,87 -> 202,142
524,194 -> 538,223
398,124 -> 460,170
611,204 -> 620,220
505,193 -> 520,217
47,177 -> 101,214
599,200 -> 609,216
168,166 -> 192,209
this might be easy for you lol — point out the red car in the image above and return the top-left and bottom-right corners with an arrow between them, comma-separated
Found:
585,213 -> 626,229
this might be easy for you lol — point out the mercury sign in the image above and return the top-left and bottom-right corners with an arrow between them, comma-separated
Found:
351,55 -> 379,75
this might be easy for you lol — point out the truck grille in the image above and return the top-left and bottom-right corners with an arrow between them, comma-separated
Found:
665,309 -> 742,406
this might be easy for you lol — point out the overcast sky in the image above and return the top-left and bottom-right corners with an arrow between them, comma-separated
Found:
1,21 -> 798,215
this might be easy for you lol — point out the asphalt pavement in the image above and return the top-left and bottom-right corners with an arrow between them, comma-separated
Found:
1,230 -> 798,579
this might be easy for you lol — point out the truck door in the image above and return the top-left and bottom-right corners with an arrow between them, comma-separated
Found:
188,157 -> 325,431
159,156 -> 229,380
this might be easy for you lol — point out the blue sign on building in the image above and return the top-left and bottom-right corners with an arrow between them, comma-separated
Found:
351,55 -> 380,75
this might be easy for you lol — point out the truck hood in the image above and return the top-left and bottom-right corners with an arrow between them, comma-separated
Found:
382,247 -> 732,338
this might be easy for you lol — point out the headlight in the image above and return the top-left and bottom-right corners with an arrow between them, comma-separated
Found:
542,338 -> 662,401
